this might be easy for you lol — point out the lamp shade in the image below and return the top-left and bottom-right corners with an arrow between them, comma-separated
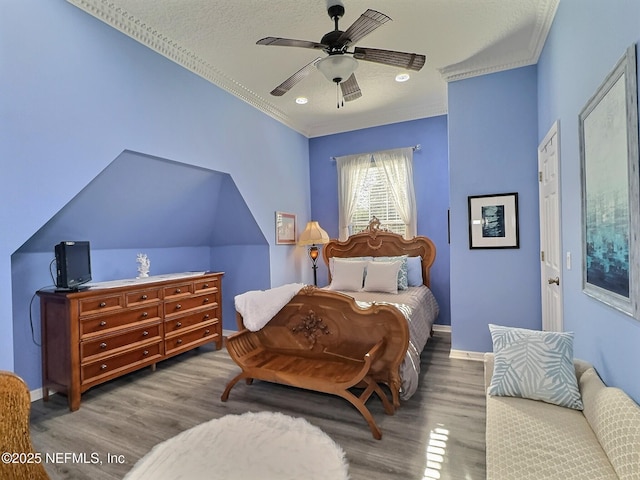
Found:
316,55 -> 358,83
298,221 -> 330,245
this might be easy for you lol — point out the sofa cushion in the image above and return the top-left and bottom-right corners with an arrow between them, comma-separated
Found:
580,368 -> 640,480
486,395 -> 618,480
488,324 -> 583,409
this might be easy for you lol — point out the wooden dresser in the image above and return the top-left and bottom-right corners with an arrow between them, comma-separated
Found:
37,272 -> 223,411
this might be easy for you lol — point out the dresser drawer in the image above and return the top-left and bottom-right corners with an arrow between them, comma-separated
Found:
80,305 -> 161,338
126,288 -> 162,307
194,276 -> 219,294
81,342 -> 162,384
163,282 -> 193,299
165,308 -> 218,334
81,322 -> 162,361
165,293 -> 218,318
79,294 -> 124,317
165,322 -> 219,356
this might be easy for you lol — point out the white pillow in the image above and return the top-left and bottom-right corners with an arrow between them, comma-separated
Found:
363,261 -> 402,294
372,255 -> 408,290
407,256 -> 423,286
328,256 -> 372,276
328,259 -> 367,291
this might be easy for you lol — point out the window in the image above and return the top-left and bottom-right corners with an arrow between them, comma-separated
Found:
336,147 -> 417,240
350,165 -> 406,236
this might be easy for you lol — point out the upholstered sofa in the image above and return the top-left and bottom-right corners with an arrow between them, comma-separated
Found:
484,352 -> 640,480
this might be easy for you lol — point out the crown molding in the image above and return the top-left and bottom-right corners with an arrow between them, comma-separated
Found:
439,0 -> 559,83
308,100 -> 448,138
440,58 -> 536,83
67,0 -> 557,136
66,0 -> 311,136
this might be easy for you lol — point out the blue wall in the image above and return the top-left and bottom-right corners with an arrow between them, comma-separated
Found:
537,0 -> 640,402
0,0 -> 312,385
448,66 -> 541,351
309,116 -> 451,326
3,0 -> 640,405
11,151 -> 271,389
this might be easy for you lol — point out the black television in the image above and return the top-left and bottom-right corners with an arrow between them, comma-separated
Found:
55,241 -> 92,291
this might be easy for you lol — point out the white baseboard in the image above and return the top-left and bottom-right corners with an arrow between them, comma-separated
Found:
223,328 -> 237,337
431,325 -> 484,361
432,324 -> 451,333
449,349 -> 486,362
30,387 -> 45,403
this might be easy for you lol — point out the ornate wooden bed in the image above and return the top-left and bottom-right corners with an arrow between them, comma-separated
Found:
322,221 -> 436,288
223,221 -> 437,438
320,222 -> 437,403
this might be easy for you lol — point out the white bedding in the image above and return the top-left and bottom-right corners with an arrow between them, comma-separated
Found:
342,286 -> 439,400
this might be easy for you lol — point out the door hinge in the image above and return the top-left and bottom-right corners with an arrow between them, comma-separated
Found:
541,250 -> 545,262
539,171 -> 543,182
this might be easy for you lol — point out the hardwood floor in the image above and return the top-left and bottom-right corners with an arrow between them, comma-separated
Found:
30,330 -> 487,480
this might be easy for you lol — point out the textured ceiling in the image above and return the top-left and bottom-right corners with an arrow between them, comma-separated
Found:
67,0 -> 558,137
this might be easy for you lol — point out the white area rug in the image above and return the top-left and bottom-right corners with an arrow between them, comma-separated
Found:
123,411 -> 350,480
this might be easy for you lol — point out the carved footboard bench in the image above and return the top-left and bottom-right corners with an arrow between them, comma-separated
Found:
221,286 -> 409,439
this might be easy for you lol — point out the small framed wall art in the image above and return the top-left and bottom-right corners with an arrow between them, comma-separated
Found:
468,192 -> 519,249
275,211 -> 296,245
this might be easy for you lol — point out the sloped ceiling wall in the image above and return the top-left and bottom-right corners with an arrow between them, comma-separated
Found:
17,150 -> 266,253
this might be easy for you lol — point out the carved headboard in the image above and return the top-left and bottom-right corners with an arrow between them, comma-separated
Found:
322,221 -> 436,287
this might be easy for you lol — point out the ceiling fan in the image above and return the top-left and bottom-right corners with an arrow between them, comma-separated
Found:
256,3 -> 426,107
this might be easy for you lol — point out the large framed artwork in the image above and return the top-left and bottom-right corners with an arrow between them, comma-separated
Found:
468,193 -> 519,249
579,44 -> 639,320
275,211 -> 296,245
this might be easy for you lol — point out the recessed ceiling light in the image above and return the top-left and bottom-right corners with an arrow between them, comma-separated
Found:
295,97 -> 308,104
395,73 -> 411,82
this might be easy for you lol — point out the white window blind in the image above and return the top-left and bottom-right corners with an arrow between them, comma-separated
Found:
350,165 -> 407,236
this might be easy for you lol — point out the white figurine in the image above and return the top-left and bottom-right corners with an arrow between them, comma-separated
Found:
136,253 -> 150,278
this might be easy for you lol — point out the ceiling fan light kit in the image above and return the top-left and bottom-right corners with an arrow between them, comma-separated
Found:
317,55 -> 358,84
256,4 -> 426,108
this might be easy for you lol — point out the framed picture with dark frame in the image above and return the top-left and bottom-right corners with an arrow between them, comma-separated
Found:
275,211 -> 296,245
579,44 -> 640,320
468,193 -> 519,249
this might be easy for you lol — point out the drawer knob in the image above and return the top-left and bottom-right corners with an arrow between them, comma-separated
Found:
100,321 -> 107,327
141,311 -> 148,318
203,283 -> 209,288
205,329 -> 210,335
100,342 -> 107,349
176,322 -> 182,328
177,339 -> 183,345
143,350 -> 149,356
100,364 -> 107,370
175,288 -> 181,294
203,314 -> 210,320
141,294 -> 148,300
142,331 -> 149,336
175,304 -> 182,310
203,297 -> 209,303
99,302 -> 106,308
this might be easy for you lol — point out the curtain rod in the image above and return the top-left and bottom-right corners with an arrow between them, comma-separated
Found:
329,144 -> 421,162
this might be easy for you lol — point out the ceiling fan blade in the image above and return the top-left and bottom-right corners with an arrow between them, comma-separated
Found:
340,74 -> 362,102
337,9 -> 391,47
257,37 -> 326,50
353,47 -> 426,71
269,57 -> 322,96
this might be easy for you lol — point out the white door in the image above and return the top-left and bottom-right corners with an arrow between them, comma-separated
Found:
538,121 -> 563,332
